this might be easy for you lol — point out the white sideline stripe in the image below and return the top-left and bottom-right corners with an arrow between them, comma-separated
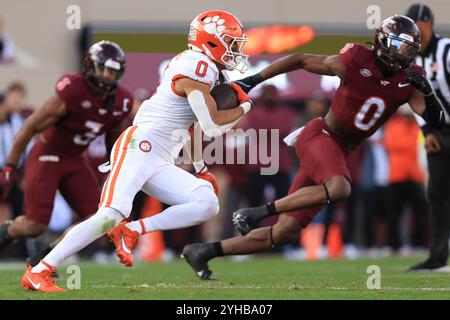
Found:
90,283 -> 450,291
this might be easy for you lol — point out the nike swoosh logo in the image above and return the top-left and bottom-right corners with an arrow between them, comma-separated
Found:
121,236 -> 131,254
235,81 -> 251,88
26,275 -> 41,289
398,82 -> 410,88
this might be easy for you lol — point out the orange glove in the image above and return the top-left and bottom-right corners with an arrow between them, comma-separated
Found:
197,168 -> 219,196
230,82 -> 251,105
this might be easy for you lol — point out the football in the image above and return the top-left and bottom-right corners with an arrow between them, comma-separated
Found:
210,83 -> 239,110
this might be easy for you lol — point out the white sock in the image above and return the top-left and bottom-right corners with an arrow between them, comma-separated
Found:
132,186 -> 219,233
125,220 -> 145,234
31,263 -> 50,273
32,207 -> 124,272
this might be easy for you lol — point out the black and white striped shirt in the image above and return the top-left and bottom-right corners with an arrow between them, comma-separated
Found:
415,33 -> 450,125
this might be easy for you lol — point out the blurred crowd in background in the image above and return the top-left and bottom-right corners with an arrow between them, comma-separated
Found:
0,74 -> 432,262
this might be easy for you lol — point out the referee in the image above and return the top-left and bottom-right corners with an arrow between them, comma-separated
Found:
407,4 -> 450,272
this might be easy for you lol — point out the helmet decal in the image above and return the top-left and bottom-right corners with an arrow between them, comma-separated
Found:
203,16 -> 227,35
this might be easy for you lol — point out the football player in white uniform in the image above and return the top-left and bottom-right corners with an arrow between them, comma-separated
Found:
21,10 -> 253,292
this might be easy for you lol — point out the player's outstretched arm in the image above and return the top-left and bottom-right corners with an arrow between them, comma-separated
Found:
175,77 -> 252,137
235,54 -> 345,93
407,67 -> 446,131
5,95 -> 66,166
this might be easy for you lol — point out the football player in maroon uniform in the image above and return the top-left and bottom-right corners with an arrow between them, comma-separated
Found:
182,15 -> 446,280
0,41 -> 133,255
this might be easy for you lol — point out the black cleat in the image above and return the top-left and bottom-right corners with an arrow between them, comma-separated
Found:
27,244 -> 53,267
408,259 -> 450,272
181,243 -> 217,280
26,243 -> 61,279
0,220 -> 13,252
232,208 -> 258,236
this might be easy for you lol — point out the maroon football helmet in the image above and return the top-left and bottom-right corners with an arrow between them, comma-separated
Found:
82,40 -> 126,96
374,15 -> 421,73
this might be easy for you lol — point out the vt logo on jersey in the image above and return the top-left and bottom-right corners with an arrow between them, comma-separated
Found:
360,68 -> 372,78
380,80 -> 390,86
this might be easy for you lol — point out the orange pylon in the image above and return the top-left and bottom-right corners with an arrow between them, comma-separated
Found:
327,223 -> 343,259
136,197 -> 166,262
300,223 -> 325,260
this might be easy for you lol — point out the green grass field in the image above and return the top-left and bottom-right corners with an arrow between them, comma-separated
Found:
1,256 -> 449,300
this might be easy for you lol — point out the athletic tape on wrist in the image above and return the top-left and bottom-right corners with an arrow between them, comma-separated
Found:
240,101 -> 252,114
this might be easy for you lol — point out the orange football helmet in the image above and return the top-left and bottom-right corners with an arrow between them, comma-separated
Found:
188,10 -> 249,73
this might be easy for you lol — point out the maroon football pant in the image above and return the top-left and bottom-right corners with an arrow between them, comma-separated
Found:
282,118 -> 352,228
24,142 -> 101,226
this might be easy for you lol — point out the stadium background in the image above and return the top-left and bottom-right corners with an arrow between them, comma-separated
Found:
1,0 -> 450,266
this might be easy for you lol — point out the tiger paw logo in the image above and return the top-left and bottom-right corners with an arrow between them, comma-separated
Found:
203,16 -> 226,35
139,140 -> 152,153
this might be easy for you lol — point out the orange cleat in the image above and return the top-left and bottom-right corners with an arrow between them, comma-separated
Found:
21,264 -> 65,292
107,221 -> 139,267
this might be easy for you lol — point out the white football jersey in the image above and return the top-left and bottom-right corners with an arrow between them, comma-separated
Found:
133,50 -> 219,160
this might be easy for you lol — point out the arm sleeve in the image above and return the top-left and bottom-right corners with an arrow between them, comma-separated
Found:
187,90 -> 242,138
182,121 -> 206,173
422,94 -> 446,131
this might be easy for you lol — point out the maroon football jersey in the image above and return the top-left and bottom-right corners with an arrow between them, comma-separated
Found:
331,43 -> 424,141
41,73 -> 133,155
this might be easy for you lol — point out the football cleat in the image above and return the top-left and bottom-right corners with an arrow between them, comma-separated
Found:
107,221 -> 139,267
27,243 -> 53,267
21,264 -> 65,292
232,209 -> 258,236
26,243 -> 61,279
0,220 -> 13,252
181,243 -> 217,280
408,259 -> 450,272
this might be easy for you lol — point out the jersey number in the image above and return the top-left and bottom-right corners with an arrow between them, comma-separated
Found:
195,61 -> 208,78
354,97 -> 386,131
74,121 -> 104,146
122,98 -> 130,112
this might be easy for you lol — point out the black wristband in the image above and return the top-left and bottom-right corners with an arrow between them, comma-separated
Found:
266,202 -> 277,216
249,73 -> 264,87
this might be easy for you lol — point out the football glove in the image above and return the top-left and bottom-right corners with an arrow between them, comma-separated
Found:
230,82 -> 252,105
197,168 -> 219,196
406,67 -> 433,96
